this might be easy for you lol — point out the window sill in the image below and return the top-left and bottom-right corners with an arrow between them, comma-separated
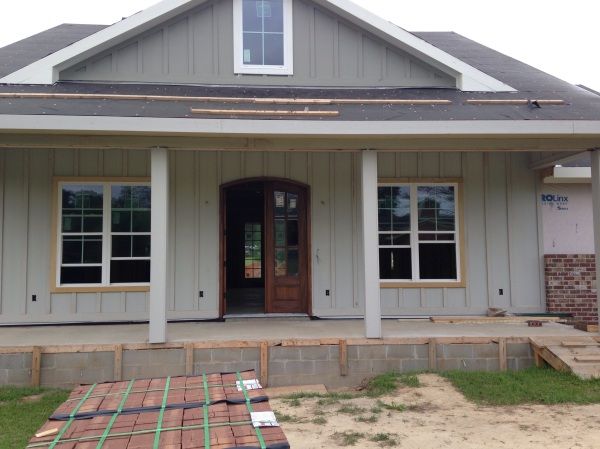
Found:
380,282 -> 466,289
51,286 -> 150,294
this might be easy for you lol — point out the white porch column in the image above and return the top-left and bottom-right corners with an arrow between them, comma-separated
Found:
360,150 -> 382,339
149,147 -> 169,344
591,150 -> 600,327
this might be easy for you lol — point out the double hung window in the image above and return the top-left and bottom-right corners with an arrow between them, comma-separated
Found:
233,0 -> 293,75
378,183 -> 461,283
57,181 -> 151,288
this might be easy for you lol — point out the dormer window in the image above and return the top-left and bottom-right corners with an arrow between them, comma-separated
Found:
233,0 -> 294,75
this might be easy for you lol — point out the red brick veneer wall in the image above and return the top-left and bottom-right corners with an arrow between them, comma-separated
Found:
545,254 -> 598,324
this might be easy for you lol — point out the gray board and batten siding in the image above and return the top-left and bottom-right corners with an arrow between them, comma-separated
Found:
0,149 -> 543,324
59,0 -> 455,88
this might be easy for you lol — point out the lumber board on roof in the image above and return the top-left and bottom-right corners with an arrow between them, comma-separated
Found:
190,108 -> 340,117
0,92 -> 453,105
465,99 -> 566,105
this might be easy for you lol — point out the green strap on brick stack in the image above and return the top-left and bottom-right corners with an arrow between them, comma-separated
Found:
152,376 -> 172,449
96,379 -> 135,449
203,373 -> 211,449
48,383 -> 97,449
27,420 -> 256,448
236,372 -> 267,449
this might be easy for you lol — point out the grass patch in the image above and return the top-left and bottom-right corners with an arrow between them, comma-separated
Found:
370,433 -> 398,447
312,416 -> 328,425
0,387 -> 69,449
377,400 -> 406,412
355,414 -> 379,423
364,372 -> 421,397
337,404 -> 367,415
442,367 -> 600,406
274,411 -> 305,424
331,431 -> 365,446
284,397 -> 302,407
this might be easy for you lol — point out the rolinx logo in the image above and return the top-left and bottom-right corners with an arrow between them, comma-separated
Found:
541,194 -> 569,210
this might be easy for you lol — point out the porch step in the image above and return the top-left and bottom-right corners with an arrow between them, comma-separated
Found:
531,336 -> 600,379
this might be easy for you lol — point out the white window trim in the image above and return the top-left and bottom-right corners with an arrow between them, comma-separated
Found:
378,182 -> 462,284
56,181 -> 151,289
233,0 -> 294,76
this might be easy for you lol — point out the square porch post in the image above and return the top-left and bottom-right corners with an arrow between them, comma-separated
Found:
360,150 -> 382,339
149,147 -> 169,343
591,149 -> 600,327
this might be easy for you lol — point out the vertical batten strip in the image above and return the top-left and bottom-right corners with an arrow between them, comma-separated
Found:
149,148 -> 170,344
505,153 -> 515,307
21,151 -> 30,315
360,151 -> 382,339
329,154 -> 336,308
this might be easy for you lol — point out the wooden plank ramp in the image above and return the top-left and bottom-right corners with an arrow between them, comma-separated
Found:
530,337 -> 600,379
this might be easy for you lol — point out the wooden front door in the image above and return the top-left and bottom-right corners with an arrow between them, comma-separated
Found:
265,182 -> 309,314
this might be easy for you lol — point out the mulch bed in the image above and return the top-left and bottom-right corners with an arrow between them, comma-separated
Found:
27,371 -> 289,449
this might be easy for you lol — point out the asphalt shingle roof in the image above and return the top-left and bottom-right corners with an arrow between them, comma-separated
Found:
0,26 -> 599,121
0,24 -> 106,78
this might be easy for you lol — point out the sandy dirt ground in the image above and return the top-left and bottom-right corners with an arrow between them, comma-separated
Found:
270,374 -> 600,449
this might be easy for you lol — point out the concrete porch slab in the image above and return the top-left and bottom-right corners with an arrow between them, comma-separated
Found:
0,319 -> 592,347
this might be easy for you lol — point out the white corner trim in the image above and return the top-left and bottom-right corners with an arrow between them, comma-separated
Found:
233,0 -> 294,75
1,0 -> 514,92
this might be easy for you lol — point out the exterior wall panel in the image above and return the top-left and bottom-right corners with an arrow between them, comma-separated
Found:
0,149 -> 543,324
59,0 -> 455,88
376,151 -> 543,316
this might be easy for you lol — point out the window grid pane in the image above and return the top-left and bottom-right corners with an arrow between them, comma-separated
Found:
378,184 -> 459,282
110,186 -> 151,284
60,185 -> 104,286
245,223 -> 262,279
58,183 -> 152,287
242,0 -> 284,66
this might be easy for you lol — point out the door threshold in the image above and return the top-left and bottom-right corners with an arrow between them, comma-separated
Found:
224,313 -> 310,320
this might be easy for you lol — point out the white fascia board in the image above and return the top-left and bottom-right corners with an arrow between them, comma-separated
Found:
543,166 -> 591,185
316,0 -> 516,92
1,116 -> 600,137
554,166 -> 591,179
0,0 -> 208,84
1,0 -> 515,92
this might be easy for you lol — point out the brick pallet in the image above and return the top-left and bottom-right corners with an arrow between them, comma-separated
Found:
27,371 -> 290,449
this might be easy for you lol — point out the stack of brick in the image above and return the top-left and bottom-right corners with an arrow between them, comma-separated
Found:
28,371 -> 289,449
545,254 -> 598,324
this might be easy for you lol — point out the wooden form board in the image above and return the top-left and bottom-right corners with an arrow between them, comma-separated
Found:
0,335 -> 552,387
430,316 -> 562,324
8,335 -> 600,387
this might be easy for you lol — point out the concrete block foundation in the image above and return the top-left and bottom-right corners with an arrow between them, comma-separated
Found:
0,339 -> 537,389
